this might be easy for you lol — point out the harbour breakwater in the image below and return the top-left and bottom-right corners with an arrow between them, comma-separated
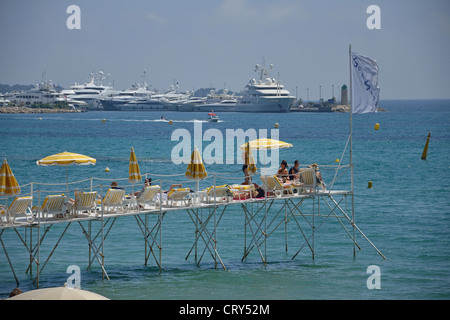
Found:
0,106 -> 81,114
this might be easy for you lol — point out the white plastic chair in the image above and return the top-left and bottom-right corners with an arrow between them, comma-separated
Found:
136,185 -> 161,209
35,194 -> 67,220
1,196 -> 34,224
166,188 -> 191,207
102,188 -> 126,213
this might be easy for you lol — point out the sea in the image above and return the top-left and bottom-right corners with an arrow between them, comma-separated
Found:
0,99 -> 449,301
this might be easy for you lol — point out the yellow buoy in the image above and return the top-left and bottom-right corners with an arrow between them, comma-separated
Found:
105,167 -> 110,172
274,123 -> 279,128
368,181 -> 373,188
421,131 -> 431,160
335,158 -> 340,163
374,123 -> 380,130
102,119 -> 106,123
169,120 -> 173,125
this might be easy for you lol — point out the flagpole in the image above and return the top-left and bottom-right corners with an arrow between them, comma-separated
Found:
349,44 -> 356,258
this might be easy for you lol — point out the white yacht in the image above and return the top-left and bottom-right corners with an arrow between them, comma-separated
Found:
196,89 -> 238,112
197,98 -> 237,112
5,78 -> 67,106
100,83 -> 160,111
62,71 -> 116,110
235,62 -> 295,113
161,84 -> 192,111
177,96 -> 207,112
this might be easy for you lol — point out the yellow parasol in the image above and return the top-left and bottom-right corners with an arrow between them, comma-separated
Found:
244,142 -> 257,176
0,159 -> 21,196
185,147 -> 207,203
185,146 -> 207,181
240,138 -> 293,176
128,147 -> 142,184
240,138 -> 293,151
36,151 -> 96,167
36,151 -> 96,192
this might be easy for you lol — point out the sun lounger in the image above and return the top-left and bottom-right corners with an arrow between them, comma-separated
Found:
33,194 -> 67,220
229,184 -> 256,200
299,168 -> 317,192
69,191 -> 98,217
260,175 -> 296,197
166,188 -> 191,207
205,185 -> 232,203
102,188 -> 126,213
0,196 -> 34,224
136,185 -> 161,209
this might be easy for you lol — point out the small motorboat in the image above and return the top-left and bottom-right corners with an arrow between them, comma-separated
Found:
207,112 -> 219,122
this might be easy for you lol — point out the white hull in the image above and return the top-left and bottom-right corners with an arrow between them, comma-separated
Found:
198,104 -> 236,112
235,97 -> 294,113
197,97 -> 294,113
114,101 -> 166,111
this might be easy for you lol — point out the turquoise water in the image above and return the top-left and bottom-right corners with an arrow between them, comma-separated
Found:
1,100 -> 449,300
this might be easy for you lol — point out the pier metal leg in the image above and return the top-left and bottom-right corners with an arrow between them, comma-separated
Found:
241,202 -> 268,264
134,212 -> 165,270
326,194 -> 386,260
186,206 -> 227,270
320,194 -> 362,251
32,223 -> 72,285
242,199 -> 290,265
0,229 -> 20,286
284,198 -> 314,260
78,219 -> 115,280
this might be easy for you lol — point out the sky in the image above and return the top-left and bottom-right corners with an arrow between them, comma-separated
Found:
0,0 -> 449,100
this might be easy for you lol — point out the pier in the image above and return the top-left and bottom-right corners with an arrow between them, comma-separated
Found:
0,165 -> 386,288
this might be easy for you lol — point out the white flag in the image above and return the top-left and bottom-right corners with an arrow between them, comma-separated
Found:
351,52 -> 380,114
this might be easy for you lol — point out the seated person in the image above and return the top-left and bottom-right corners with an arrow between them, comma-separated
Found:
309,163 -> 326,189
289,160 -> 301,182
133,178 -> 152,196
276,160 -> 290,183
110,181 -> 123,189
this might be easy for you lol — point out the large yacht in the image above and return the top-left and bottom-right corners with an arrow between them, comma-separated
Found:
196,89 -> 238,112
197,98 -> 237,112
99,82 -> 158,111
4,76 -> 80,107
160,84 -> 192,111
61,71 -> 116,110
235,62 -> 295,113
177,96 -> 207,112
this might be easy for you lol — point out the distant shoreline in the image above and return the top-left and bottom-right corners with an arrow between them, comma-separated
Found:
0,106 -> 81,114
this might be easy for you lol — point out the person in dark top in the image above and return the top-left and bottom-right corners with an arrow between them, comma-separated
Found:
289,160 -> 300,181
